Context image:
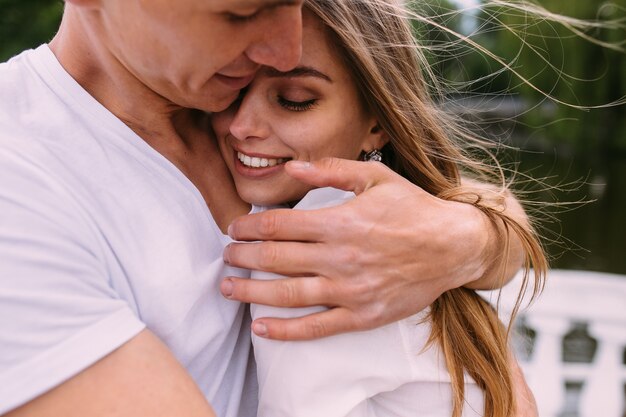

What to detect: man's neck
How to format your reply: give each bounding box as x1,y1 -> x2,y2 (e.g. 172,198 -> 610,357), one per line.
49,5 -> 188,145
47,5 -> 252,228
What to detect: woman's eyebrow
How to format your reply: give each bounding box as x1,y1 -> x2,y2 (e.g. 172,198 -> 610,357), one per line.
265,66 -> 333,83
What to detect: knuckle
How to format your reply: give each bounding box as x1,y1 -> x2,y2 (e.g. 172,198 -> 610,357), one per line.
337,246 -> 360,266
361,301 -> 387,328
305,318 -> 329,339
276,281 -> 298,306
347,281 -> 378,309
316,278 -> 336,302
257,243 -> 281,271
321,156 -> 340,169
257,212 -> 281,239
322,157 -> 347,177
335,206 -> 359,228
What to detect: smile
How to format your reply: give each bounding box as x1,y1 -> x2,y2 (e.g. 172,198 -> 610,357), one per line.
237,151 -> 290,168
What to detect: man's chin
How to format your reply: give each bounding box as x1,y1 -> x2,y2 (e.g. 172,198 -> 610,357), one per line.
201,92 -> 240,114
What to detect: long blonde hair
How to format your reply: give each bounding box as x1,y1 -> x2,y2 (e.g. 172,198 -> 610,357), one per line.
305,1 -> 552,416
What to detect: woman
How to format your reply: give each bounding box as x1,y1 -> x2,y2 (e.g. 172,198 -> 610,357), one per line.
212,1 -> 547,416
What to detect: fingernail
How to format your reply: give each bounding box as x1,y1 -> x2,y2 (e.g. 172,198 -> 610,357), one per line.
223,244 -> 231,264
288,160 -> 312,170
253,321 -> 268,337
227,223 -> 234,238
221,279 -> 233,298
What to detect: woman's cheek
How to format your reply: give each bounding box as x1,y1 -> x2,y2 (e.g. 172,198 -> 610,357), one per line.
210,114 -> 231,139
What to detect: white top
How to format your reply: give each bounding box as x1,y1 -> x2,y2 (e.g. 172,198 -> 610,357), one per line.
252,188 -> 485,417
0,46 -> 256,417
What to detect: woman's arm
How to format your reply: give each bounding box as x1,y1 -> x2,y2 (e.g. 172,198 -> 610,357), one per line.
222,158 -> 526,340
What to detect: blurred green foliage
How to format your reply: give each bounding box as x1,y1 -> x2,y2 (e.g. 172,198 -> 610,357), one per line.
493,0 -> 626,152
1,0 -> 624,150
415,0 -> 626,152
0,0 -> 63,62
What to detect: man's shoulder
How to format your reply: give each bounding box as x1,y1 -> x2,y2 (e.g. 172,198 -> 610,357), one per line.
0,47 -> 57,137
0,47 -> 40,98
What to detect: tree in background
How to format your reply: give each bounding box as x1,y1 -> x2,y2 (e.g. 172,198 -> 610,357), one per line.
0,0 -> 63,62
494,0 -> 625,151
415,0 -> 626,152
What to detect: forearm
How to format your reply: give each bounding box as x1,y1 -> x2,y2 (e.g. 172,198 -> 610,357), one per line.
5,331 -> 216,417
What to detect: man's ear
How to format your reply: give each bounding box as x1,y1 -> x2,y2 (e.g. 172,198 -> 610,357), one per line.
362,121 -> 390,153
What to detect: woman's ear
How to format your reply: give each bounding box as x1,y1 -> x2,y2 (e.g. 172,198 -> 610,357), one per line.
362,121 -> 390,153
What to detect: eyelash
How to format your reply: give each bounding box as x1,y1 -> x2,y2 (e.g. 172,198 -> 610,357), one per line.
277,97 -> 317,112
226,11 -> 260,23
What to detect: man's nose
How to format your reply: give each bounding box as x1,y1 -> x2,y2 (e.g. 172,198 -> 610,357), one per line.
245,6 -> 303,72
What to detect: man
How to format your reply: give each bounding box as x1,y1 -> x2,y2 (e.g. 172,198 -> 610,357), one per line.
0,0 -> 531,416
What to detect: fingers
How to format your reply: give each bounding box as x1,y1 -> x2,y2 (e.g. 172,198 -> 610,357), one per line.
221,276 -> 336,308
251,307 -> 359,341
228,208 -> 332,242
285,157 -> 393,195
224,241 -> 334,275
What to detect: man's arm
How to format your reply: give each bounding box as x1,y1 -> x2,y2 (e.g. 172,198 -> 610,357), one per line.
221,158 -> 528,340
454,177 -> 526,290
5,330 -> 216,417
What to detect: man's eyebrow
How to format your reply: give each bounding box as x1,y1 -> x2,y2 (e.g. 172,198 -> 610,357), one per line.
265,66 -> 333,83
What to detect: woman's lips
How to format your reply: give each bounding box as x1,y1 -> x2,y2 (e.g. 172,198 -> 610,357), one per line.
233,150 -> 291,178
237,151 -> 289,168
214,73 -> 256,90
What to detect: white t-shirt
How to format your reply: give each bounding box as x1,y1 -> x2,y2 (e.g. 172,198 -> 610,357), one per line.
251,188 -> 485,417
0,46 -> 256,417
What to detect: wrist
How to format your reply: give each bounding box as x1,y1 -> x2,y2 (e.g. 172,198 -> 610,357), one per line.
454,200 -> 498,289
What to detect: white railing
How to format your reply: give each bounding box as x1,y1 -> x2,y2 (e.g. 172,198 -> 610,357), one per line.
480,269 -> 626,417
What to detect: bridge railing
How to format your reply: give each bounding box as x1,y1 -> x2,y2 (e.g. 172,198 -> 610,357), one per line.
480,269 -> 626,417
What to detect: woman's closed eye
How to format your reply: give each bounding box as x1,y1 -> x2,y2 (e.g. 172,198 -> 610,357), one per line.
277,96 -> 318,112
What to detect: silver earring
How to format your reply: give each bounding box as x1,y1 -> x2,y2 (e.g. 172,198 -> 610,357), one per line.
363,149 -> 383,162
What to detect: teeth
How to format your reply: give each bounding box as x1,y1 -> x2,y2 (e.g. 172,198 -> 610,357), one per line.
237,152 -> 288,168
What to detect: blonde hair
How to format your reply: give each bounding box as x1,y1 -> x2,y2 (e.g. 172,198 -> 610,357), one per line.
304,1 -> 554,416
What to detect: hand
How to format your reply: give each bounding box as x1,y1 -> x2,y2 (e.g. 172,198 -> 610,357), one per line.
221,157 -> 495,340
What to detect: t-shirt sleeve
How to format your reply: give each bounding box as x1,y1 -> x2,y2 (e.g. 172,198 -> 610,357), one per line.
0,148 -> 145,414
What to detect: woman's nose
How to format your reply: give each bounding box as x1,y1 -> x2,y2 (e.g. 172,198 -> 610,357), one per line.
228,93 -> 271,142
